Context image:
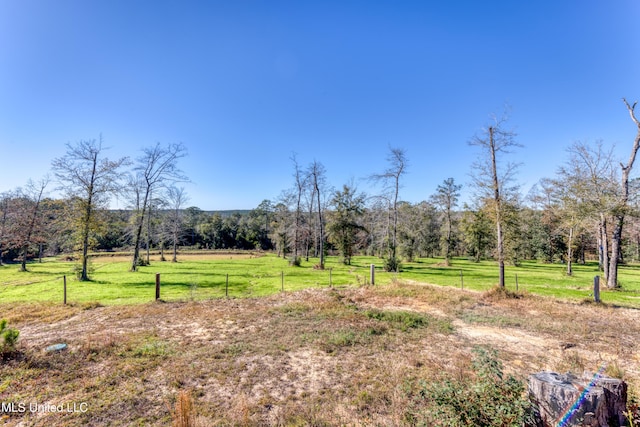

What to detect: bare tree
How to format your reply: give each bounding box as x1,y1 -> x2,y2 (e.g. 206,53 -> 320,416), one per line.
52,138 -> 128,280
0,191 -> 12,266
469,113 -> 520,288
290,154 -> 309,263
8,178 -> 49,271
130,142 -> 187,271
165,186 -> 189,262
370,147 -> 408,271
308,160 -> 327,269
556,141 -> 618,277
608,99 -> 640,288
430,178 -> 462,266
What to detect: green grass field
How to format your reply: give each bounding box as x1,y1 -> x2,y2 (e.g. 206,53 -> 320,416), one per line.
1,253 -> 640,307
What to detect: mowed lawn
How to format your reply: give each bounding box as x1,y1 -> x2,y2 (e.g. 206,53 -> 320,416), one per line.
1,253 -> 640,307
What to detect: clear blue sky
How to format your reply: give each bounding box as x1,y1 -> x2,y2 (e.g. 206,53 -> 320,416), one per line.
1,1 -> 639,210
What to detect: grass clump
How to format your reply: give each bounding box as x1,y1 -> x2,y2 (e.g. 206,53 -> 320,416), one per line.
405,346 -> 532,426
129,336 -> 173,358
321,329 -> 370,353
366,309 -> 426,330
365,309 -> 453,333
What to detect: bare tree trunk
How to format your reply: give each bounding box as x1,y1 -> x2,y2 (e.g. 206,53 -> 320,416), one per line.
0,198 -> 6,266
444,206 -> 453,266
488,127 -> 506,288
131,189 -> 150,271
566,226 -> 573,276
600,214 -> 609,280
146,195 -> 152,265
314,172 -> 324,269
391,176 -> 399,263
19,180 -> 47,272
80,157 -> 97,281
608,99 -> 640,288
305,196 -> 314,262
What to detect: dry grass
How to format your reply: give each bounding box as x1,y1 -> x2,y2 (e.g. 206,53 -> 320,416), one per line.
170,390 -> 195,427
0,281 -> 638,425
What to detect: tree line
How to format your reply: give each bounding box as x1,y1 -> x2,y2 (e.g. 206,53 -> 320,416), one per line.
1,100 -> 640,290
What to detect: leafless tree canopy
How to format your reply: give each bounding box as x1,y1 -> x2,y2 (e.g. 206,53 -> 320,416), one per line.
130,142 -> 188,271
52,138 -> 128,280
469,112 -> 521,287
369,147 -> 408,271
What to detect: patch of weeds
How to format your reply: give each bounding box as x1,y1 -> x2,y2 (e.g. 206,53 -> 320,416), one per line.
321,329 -> 370,353
221,343 -> 248,357
130,336 -> 173,358
405,346 -> 533,426
461,312 -> 523,328
482,285 -> 527,301
579,298 -> 609,307
80,301 -> 104,310
378,282 -> 419,298
274,302 -> 311,316
555,350 -> 586,373
605,360 -> 625,379
365,309 -> 428,330
365,309 -> 453,333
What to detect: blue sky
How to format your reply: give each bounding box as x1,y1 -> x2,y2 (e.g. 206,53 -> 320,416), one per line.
1,1 -> 639,210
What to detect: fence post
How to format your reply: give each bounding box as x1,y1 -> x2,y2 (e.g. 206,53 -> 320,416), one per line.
594,276 -> 601,303
226,273 -> 229,298
460,270 -> 464,290
370,264 -> 375,285
329,268 -> 333,288
155,273 -> 160,301
281,271 -> 284,292
63,275 -> 67,305
515,274 -> 519,291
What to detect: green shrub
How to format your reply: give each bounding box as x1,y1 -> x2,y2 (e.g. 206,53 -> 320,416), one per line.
406,346 -> 532,426
289,256 -> 301,267
384,256 -> 402,272
0,319 -> 20,355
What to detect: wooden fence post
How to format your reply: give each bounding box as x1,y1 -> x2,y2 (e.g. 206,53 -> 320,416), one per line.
370,264 -> 375,285
281,271 -> 284,292
226,273 -> 229,298
155,273 -> 160,301
594,275 -> 601,303
516,274 -> 519,291
63,275 -> 67,305
330,268 -> 333,288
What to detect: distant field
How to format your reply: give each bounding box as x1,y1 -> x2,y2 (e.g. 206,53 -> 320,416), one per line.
1,253 -> 640,307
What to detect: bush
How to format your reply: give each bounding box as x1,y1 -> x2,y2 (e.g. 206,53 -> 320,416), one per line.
289,256 -> 301,267
406,346 -> 532,426
0,319 -> 20,355
384,256 -> 402,272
